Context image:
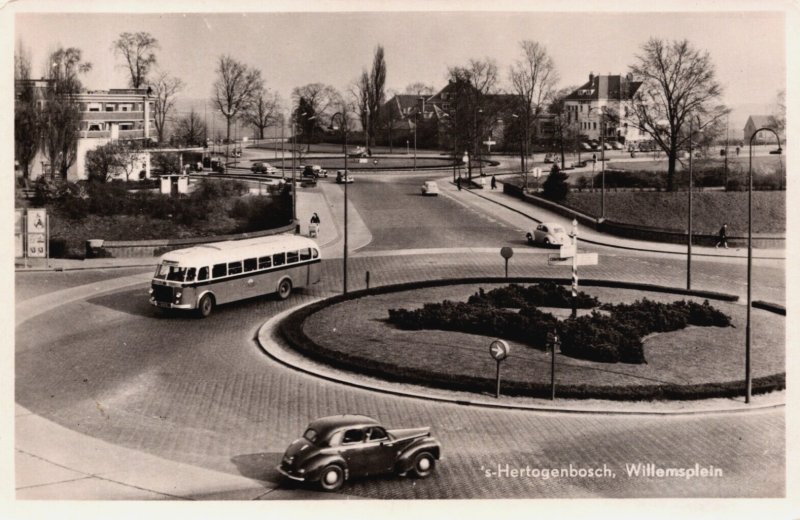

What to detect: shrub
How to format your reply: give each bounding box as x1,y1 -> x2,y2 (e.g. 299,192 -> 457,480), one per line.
559,312 -> 645,364
467,282 -> 599,309
542,164 -> 570,201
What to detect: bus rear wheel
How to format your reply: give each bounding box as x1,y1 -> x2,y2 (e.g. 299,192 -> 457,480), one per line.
198,294 -> 214,318
277,279 -> 293,300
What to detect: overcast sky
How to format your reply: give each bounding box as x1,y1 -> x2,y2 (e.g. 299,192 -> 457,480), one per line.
15,8 -> 786,127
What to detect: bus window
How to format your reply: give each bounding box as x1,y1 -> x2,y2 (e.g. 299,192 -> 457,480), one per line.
166,266 -> 188,281
258,256 -> 271,269
244,258 -> 257,272
186,268 -> 197,282
212,263 -> 227,278
198,267 -> 209,281
273,252 -> 286,266
299,248 -> 311,261
312,248 -> 319,259
287,250 -> 299,264
229,261 -> 243,275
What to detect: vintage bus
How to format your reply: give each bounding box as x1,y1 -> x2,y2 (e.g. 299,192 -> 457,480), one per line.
149,234 -> 321,317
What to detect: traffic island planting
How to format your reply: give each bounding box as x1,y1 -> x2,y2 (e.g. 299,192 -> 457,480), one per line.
280,279 -> 784,400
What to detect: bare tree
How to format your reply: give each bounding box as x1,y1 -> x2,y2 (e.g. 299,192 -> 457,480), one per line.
175,108 -> 208,146
150,70 -> 184,144
549,86 -> 581,170
629,38 -> 729,191
404,82 -> 434,96
14,40 -> 40,183
212,55 -> 262,141
367,45 -> 387,149
448,58 -> 499,180
242,87 -> 281,139
509,40 -> 558,173
291,83 -> 338,151
40,47 -> 91,180
770,89 -> 785,137
112,32 -> 159,88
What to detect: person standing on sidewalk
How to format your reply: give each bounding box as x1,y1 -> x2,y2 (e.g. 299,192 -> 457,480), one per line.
456,177 -> 462,191
490,175 -> 497,190
716,223 -> 729,249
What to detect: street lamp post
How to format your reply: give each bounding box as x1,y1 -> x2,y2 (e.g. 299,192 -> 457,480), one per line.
588,107 -> 607,219
745,127 -> 781,404
331,111 -> 349,294
687,117 -> 694,290
413,111 -> 418,171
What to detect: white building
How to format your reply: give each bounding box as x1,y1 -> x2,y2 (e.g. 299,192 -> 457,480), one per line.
563,73 -> 647,145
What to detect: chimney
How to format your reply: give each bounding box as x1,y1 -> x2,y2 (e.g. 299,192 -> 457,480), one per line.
418,97 -> 425,116
589,72 -> 594,84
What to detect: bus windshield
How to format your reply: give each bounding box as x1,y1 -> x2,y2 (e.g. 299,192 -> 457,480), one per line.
155,263 -> 189,282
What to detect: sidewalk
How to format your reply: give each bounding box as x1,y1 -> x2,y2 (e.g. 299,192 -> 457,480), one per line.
450,178 -> 784,261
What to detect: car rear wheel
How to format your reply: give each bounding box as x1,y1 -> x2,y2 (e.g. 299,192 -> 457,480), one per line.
277,279 -> 292,300
411,452 -> 435,478
198,294 -> 214,318
319,465 -> 344,491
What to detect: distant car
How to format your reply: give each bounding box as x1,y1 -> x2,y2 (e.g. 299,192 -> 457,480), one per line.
261,177 -> 286,186
421,181 -> 440,196
251,162 -> 277,174
308,164 -> 328,178
769,147 -> 783,155
336,170 -> 354,184
610,141 -> 624,150
602,141 -> 613,150
579,142 -> 592,151
277,415 -> 442,491
348,147 -> 367,158
543,153 -> 556,163
527,222 -> 569,246
230,148 -> 242,158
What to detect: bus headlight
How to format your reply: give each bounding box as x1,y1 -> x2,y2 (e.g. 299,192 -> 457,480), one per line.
175,291 -> 182,300
149,288 -> 154,295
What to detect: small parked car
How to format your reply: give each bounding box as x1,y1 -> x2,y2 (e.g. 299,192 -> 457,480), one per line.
308,164 -> 328,178
421,180 -> 440,196
230,148 -> 242,158
251,162 -> 277,174
610,141 -> 624,150
336,170 -> 354,184
579,141 -> 593,151
277,415 -> 442,491
348,146 -> 367,158
527,222 -> 570,246
543,153 -> 556,163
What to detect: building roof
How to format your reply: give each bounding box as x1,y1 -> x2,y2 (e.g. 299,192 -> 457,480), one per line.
745,115 -> 775,129
565,74 -> 642,101
160,234 -> 320,266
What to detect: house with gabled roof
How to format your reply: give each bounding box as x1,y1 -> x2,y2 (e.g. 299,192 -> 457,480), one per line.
743,115 -> 781,144
563,72 -> 645,145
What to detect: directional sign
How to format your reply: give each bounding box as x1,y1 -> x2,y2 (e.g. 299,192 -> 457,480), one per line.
576,252 -> 599,266
483,140 -> 496,146
559,244 -> 576,258
546,331 -> 560,348
489,339 -> 510,361
548,255 -> 569,266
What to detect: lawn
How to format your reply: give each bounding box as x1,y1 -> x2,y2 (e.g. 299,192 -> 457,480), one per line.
564,191 -> 785,233
300,284 -> 784,399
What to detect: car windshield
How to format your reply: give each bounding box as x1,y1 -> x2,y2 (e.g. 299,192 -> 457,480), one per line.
303,428 -> 319,444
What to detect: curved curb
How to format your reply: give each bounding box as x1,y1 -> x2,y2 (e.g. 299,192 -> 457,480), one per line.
257,291 -> 785,417
458,185 -> 786,260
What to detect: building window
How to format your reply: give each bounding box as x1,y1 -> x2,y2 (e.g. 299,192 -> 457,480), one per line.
105,104 -> 115,112
120,122 -> 134,130
88,103 -> 101,112
593,122 -> 597,130
88,123 -> 103,131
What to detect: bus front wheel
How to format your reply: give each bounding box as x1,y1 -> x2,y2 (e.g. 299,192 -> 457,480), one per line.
198,294 -> 215,318
277,279 -> 293,300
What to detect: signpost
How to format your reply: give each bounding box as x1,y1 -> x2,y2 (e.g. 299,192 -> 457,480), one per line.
546,329 -> 560,400
500,246 -> 513,278
489,339 -> 510,398
483,139 -> 496,153
26,208 -> 47,260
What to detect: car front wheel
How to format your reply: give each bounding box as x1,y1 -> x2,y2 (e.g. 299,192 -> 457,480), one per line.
411,452 -> 435,478
319,465 -> 344,491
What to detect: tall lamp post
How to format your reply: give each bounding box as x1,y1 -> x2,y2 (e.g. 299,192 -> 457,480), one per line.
745,127 -> 781,403
687,116 -> 697,290
588,107 -> 607,219
331,111 -> 350,294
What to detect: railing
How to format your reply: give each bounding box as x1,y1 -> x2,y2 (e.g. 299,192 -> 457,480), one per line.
82,111 -> 145,121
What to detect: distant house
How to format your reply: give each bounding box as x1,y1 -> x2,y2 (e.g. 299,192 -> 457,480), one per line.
15,79 -> 155,181
563,73 -> 644,145
380,81 -> 556,152
743,115 -> 780,144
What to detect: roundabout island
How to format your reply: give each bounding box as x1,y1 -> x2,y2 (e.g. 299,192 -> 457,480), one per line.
277,278 -> 785,403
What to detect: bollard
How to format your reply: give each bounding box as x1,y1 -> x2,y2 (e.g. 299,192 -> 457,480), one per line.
365,270 -> 370,290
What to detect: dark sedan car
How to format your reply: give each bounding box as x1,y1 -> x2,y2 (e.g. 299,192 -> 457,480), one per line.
277,415 -> 442,491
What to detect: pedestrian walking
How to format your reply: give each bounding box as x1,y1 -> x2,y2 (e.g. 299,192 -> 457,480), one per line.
715,223 -> 729,249
310,212 -> 320,224
735,146 -> 740,156
456,177 -> 462,191
309,212 -> 320,238
490,175 -> 497,190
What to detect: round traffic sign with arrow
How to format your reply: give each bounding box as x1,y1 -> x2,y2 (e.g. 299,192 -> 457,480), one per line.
489,339 -> 510,361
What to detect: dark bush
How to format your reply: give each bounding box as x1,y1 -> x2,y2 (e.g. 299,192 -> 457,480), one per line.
542,164 -> 570,201
559,312 -> 646,364
48,237 -> 68,258
467,282 -> 599,309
